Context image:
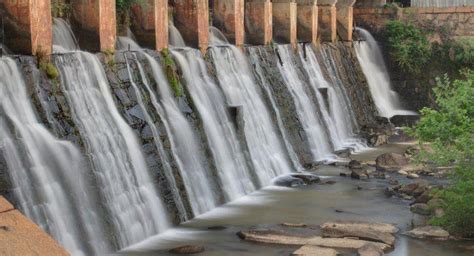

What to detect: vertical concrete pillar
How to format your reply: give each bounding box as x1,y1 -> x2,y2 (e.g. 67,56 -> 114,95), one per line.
245,0 -> 272,45
0,0 -> 52,55
71,0 -> 116,52
296,0 -> 318,44
130,0 -> 168,50
272,0 -> 297,47
174,0 -> 209,52
213,0 -> 244,46
317,0 -> 337,42
336,0 -> 355,41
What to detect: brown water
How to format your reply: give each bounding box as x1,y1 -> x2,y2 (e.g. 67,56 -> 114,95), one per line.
122,143 -> 474,256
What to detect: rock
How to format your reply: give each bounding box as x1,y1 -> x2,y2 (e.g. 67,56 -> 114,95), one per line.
375,153 -> 409,171
397,170 -> 408,176
207,226 -> 227,230
351,169 -> 369,180
273,175 -> 306,188
413,191 -> 432,204
407,173 -> 419,179
340,172 -> 350,177
372,171 -> 386,179
410,203 -> 431,216
349,160 -> 363,169
358,243 -> 384,256
399,183 -> 419,196
291,174 -> 321,185
320,180 -> 336,185
281,223 -> 307,228
168,245 -> 205,254
404,226 -> 449,240
427,198 -> 446,209
434,208 -> 445,218
388,178 -> 399,185
291,245 -> 338,256
321,222 -> 397,246
237,230 -> 390,251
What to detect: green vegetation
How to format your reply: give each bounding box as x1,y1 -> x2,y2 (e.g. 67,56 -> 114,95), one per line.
51,0 -> 71,18
384,20 -> 431,74
35,47 -> 59,80
161,48 -> 183,97
407,71 -> 474,237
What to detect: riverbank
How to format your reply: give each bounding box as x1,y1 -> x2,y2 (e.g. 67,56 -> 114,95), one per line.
121,143 -> 473,256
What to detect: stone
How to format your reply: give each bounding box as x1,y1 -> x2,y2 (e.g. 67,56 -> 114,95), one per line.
207,226 -> 227,230
321,222 -> 397,245
321,180 -> 337,185
291,245 -> 338,256
358,243 -> 384,256
237,230 -> 390,251
351,169 -> 369,180
427,198 -> 446,209
281,223 -> 308,228
168,245 -> 205,254
399,183 -> 420,196
413,191 -> 432,204
434,208 -> 445,218
405,226 -> 449,240
397,170 -> 408,176
407,173 -> 420,179
348,159 -> 363,169
375,153 -> 409,171
291,174 -> 321,184
372,171 -> 386,179
273,175 -> 306,188
410,203 -> 431,216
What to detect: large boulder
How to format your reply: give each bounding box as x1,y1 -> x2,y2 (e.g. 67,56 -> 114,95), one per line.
358,243 -> 384,256
375,153 -> 409,171
168,245 -> 205,254
404,226 -> 450,240
321,222 -> 397,246
410,203 -> 431,216
291,245 -> 338,256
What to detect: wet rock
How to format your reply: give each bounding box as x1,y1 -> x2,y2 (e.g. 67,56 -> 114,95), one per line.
397,170 -> 408,176
291,245 -> 338,256
281,223 -> 308,228
388,179 -> 399,186
372,171 -> 386,179
340,172 -> 350,177
351,169 -> 369,180
427,198 -> 446,209
410,203 -> 431,216
358,243 -> 384,256
399,183 -> 420,196
405,226 -> 449,240
291,174 -> 321,185
273,176 -> 306,188
368,134 -> 388,147
413,191 -> 432,204
207,226 -> 227,230
237,230 -> 390,251
348,160 -> 363,169
321,222 -> 397,246
320,180 -> 336,185
407,173 -> 420,179
168,245 -> 205,254
375,153 -> 409,171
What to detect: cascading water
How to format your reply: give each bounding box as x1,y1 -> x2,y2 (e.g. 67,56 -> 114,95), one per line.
354,28 -> 417,118
209,26 -> 229,46
169,22 -> 186,48
275,45 -> 335,161
0,57 -> 109,255
171,48 -> 257,200
297,44 -> 366,152
209,45 -> 293,184
54,52 -> 170,248
52,18 -> 79,53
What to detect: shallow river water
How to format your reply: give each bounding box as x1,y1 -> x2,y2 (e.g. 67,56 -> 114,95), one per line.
122,143 -> 473,256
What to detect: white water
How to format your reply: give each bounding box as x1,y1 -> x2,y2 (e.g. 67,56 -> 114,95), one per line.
209,26 -> 229,46
171,49 -> 256,200
52,18 -> 79,53
169,22 -> 186,48
355,28 -> 417,118
298,44 -> 366,152
0,57 -> 108,255
209,45 -> 293,184
54,52 -> 170,248
276,45 -> 335,161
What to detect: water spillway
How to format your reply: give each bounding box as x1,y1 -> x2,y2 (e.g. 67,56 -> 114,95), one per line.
0,23 -> 389,255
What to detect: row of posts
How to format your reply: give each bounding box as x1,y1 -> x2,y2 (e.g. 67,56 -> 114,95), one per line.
0,0 -> 356,55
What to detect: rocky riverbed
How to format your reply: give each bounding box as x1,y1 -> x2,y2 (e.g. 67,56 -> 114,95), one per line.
121,143 -> 474,256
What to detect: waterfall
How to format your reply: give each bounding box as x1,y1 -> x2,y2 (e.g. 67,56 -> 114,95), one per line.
54,52 -> 170,248
354,28 -> 417,118
171,49 -> 257,201
52,18 -> 79,53
169,22 -> 186,48
0,57 -> 109,255
275,45 -> 334,161
297,44 -> 366,152
209,45 -> 293,184
209,26 -> 229,46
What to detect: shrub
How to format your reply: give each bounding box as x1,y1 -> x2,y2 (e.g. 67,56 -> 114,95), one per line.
161,48 -> 183,97
407,71 -> 474,237
384,20 -> 431,74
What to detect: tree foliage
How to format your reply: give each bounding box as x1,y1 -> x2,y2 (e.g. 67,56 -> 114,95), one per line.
408,70 -> 474,237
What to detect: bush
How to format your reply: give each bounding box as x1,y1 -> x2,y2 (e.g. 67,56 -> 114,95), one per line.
161,49 -> 183,97
384,20 -> 431,74
407,70 -> 474,237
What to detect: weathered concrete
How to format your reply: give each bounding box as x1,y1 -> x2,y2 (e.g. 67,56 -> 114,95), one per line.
354,0 -> 386,7
272,0 -> 297,46
245,0 -> 272,45
297,0 -> 318,44
0,196 -> 69,255
71,0 -> 116,52
174,0 -> 209,52
336,0 -> 355,41
213,0 -> 244,46
130,0 -> 168,50
317,0 -> 337,42
0,0 -> 52,55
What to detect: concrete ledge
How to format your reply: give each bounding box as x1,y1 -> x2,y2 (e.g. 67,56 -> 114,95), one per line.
0,197 -> 69,255
213,0 -> 244,46
245,0 -> 272,45
0,0 -> 52,55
